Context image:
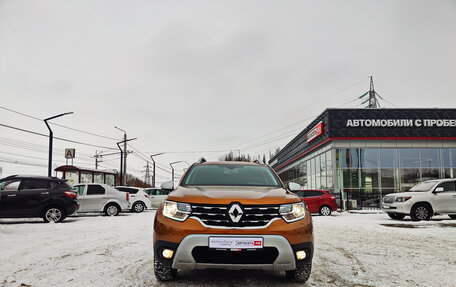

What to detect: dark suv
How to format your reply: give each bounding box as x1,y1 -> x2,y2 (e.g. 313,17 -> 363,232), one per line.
0,175 -> 79,223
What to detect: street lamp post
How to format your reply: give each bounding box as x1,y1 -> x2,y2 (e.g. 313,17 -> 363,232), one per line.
115,137 -> 137,186
114,126 -> 127,185
44,112 -> 73,177
116,142 -> 124,185
150,153 -> 166,188
170,161 -> 183,182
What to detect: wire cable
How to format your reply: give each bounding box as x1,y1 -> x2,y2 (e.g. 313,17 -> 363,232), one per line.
0,123 -> 117,150
0,105 -> 119,141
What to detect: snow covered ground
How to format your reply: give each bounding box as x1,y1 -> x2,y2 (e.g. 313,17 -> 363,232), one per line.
1,211 -> 455,287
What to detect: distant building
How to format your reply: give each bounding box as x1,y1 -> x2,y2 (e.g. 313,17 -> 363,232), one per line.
269,108 -> 456,210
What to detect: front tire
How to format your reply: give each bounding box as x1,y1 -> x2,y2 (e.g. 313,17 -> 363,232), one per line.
387,213 -> 406,220
286,262 -> 312,283
104,203 -> 120,216
410,204 -> 432,221
449,215 -> 456,220
132,202 -> 145,213
154,258 -> 177,281
43,206 -> 66,223
319,205 -> 332,216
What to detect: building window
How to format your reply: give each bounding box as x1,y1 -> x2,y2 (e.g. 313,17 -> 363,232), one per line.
379,149 -> 398,168
337,148 -> 361,169
399,149 -> 420,168
361,169 -> 380,191
80,172 -> 93,183
360,149 -> 379,168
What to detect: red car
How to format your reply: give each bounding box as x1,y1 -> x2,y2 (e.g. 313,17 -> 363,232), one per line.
295,190 -> 338,216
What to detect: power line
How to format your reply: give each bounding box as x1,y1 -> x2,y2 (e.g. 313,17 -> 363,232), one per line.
0,105 -> 119,141
209,77 -> 370,152
128,144 -> 173,174
0,137 -> 95,157
0,123 -> 117,150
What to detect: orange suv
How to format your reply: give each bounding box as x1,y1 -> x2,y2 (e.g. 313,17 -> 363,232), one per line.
153,160 -> 314,282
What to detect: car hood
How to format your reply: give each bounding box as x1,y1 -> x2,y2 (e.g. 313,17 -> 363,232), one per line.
167,185 -> 300,205
384,191 -> 427,198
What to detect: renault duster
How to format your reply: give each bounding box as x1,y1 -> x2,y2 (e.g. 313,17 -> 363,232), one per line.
153,160 -> 314,282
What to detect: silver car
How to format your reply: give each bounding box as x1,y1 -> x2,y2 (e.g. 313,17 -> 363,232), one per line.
74,183 -> 130,216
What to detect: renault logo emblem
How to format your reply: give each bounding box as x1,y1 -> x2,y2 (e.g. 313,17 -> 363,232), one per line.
228,203 -> 243,223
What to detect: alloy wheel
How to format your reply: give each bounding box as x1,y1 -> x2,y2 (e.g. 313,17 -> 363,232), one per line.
415,206 -> 429,220
45,208 -> 62,222
107,205 -> 118,216
320,206 -> 331,216
134,203 -> 144,213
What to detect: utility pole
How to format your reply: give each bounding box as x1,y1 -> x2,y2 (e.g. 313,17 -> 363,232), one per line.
144,162 -> 151,185
368,76 -> 380,109
116,142 -> 124,185
359,76 -> 381,109
115,126 -> 137,186
150,153 -> 165,188
93,150 -> 103,169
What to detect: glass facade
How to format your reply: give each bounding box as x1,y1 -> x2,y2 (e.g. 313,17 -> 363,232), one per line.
279,149 -> 334,190
278,148 -> 456,210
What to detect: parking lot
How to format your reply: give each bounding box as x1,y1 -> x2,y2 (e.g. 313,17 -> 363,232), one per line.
1,212 -> 455,287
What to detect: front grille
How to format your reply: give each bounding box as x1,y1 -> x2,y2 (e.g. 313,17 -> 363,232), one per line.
383,196 -> 395,204
190,203 -> 281,227
192,246 -> 279,264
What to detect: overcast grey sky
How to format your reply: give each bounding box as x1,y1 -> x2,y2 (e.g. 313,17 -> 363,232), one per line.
1,0 -> 455,183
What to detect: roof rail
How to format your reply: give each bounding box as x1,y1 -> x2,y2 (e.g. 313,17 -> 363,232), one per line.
196,157 -> 207,163
3,174 -> 18,179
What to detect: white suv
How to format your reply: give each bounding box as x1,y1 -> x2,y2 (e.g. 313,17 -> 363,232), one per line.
115,186 -> 153,213
382,179 -> 456,221
143,188 -> 169,208
74,183 -> 130,216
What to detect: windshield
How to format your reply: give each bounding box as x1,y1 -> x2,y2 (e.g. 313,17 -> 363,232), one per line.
182,164 -> 282,187
409,181 -> 437,192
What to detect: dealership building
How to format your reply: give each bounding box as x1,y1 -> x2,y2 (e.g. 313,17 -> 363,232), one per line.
269,108 -> 456,210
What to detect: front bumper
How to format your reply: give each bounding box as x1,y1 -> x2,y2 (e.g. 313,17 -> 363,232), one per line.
381,202 -> 412,214
155,235 -> 313,271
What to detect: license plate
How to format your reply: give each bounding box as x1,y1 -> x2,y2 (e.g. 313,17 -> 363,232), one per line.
383,205 -> 390,209
209,237 -> 263,250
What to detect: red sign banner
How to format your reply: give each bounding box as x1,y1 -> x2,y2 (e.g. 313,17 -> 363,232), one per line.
306,121 -> 324,143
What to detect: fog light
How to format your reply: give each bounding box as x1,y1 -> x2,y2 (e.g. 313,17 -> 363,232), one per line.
296,250 -> 307,260
162,249 -> 174,259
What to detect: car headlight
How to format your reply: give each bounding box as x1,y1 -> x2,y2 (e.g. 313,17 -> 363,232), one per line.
279,202 -> 306,223
395,196 -> 412,202
162,201 -> 192,222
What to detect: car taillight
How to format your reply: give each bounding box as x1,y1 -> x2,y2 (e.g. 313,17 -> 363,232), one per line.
330,196 -> 336,200
126,193 -> 129,201
64,191 -> 78,198
144,194 -> 149,198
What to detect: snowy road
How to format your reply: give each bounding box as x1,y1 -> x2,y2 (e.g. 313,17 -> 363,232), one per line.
1,211 -> 455,287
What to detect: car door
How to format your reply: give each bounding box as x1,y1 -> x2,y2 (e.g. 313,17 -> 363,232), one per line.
303,190 -> 323,213
143,189 -> 156,206
19,178 -> 52,216
74,185 -> 87,212
432,181 -> 456,213
0,179 -> 23,216
153,189 -> 169,207
84,184 -> 107,212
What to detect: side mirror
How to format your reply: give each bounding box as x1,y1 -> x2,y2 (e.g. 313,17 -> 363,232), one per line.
288,182 -> 301,191
161,181 -> 174,191
434,187 -> 444,193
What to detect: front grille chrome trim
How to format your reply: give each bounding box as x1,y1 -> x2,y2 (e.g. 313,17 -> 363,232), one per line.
190,203 -> 281,228
189,216 -> 282,229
